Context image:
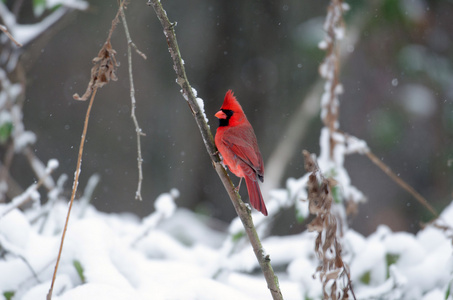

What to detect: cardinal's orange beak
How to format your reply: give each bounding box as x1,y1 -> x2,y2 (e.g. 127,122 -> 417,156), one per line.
215,110 -> 227,119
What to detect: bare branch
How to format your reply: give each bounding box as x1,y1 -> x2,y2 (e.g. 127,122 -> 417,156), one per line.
119,6 -> 147,201
0,24 -> 22,47
0,159 -> 58,219
130,41 -> 147,60
364,150 -> 438,217
147,1 -> 283,299
24,147 -> 56,190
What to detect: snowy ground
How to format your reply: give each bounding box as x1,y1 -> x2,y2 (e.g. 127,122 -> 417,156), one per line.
0,189 -> 452,300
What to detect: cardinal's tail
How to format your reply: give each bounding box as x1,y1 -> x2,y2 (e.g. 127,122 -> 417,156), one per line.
245,176 -> 268,216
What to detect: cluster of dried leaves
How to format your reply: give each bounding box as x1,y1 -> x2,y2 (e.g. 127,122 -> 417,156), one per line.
303,150 -> 354,300
72,41 -> 118,101
72,1 -> 126,101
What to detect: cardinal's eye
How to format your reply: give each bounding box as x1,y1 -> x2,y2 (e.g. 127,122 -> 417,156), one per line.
222,109 -> 233,118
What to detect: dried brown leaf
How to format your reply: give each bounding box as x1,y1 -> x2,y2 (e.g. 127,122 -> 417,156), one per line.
303,150 -> 355,300
308,216 -> 324,232
73,41 -> 119,101
331,281 -> 338,300
303,150 -> 317,172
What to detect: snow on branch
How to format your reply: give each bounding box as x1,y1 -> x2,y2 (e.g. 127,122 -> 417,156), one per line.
0,159 -> 59,219
0,1 -> 86,48
319,0 -> 349,134
131,189 -> 179,246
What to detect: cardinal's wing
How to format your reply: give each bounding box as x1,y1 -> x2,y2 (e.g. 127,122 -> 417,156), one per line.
221,124 -> 264,181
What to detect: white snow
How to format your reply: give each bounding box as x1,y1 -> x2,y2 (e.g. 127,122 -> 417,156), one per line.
196,97 -> 209,124
0,111 -> 11,126
0,1 -> 87,48
46,0 -> 88,11
47,159 -> 60,171
344,134 -> 369,155
0,208 -> 31,251
11,8 -> 68,46
191,87 -> 198,97
0,198 -> 451,299
0,1 -> 449,299
318,40 -> 328,50
154,188 -> 178,217
14,131 -> 37,152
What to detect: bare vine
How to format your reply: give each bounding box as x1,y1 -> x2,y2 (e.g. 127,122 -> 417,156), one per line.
46,2 -> 123,298
119,7 -> 147,200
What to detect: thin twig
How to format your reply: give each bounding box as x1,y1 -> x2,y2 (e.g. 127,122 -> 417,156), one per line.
130,41 -> 147,60
365,150 -> 438,217
147,1 -> 283,299
0,159 -> 58,219
119,7 -> 146,201
47,3 -> 123,297
34,174 -> 68,232
18,254 -> 41,283
0,24 -> 23,47
24,147 -> 56,190
46,87 -> 97,300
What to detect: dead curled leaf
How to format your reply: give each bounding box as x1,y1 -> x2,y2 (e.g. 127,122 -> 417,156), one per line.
303,150 -> 352,299
73,41 -> 119,101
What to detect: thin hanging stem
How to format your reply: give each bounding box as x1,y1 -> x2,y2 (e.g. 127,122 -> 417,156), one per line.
47,87 -> 97,300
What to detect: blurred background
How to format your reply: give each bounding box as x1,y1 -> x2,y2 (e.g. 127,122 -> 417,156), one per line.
1,0 -> 452,236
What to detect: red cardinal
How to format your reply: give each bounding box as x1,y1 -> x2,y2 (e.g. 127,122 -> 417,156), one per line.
214,90 -> 267,216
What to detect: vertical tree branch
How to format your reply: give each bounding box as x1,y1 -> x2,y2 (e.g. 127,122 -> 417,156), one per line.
119,7 -> 147,201
319,0 -> 346,159
146,1 -> 283,299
